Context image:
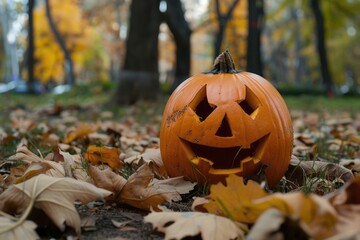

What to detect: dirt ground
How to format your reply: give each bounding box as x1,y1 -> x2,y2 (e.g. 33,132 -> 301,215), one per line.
77,200 -> 194,240
78,204 -> 163,240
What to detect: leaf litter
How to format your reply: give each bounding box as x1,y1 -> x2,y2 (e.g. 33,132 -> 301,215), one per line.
0,103 -> 359,239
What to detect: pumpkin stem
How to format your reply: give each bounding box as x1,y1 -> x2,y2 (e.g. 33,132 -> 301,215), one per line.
205,49 -> 240,74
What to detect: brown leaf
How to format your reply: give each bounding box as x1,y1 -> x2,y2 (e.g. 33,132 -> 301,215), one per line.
287,157 -> 354,191
339,158 -> 360,175
15,162 -> 52,184
119,164 -> 196,210
88,165 -> 127,202
327,176 -> 360,236
144,211 -> 246,240
124,148 -> 167,177
8,146 -> 65,177
84,145 -> 122,171
0,174 -> 111,236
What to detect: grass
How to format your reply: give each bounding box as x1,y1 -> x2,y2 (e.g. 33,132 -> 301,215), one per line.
1,85 -> 359,113
283,95 -> 360,113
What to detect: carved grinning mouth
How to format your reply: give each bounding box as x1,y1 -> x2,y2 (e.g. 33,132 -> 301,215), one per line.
180,134 -> 270,170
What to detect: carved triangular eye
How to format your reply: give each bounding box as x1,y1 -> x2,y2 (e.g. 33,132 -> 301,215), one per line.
238,86 -> 260,118
216,114 -> 232,137
189,85 -> 216,122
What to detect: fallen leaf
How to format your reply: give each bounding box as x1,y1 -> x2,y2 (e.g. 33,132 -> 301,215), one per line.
246,208 -> 310,240
286,157 -> 354,193
192,197 -> 210,212
0,174 -> 111,236
11,117 -> 35,133
254,193 -> 337,239
88,165 -> 127,202
84,145 -> 122,171
203,175 -> 337,239
64,123 -> 99,143
8,146 -> 65,177
144,211 -> 246,240
339,158 -> 360,175
80,215 -> 97,231
15,162 -> 52,184
124,148 -> 167,177
327,176 -> 360,236
111,219 -> 132,228
119,164 -> 196,210
0,213 -> 39,240
203,174 -> 268,222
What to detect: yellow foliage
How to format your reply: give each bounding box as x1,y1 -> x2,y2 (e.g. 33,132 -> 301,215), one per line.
208,0 -> 248,69
33,0 -> 108,84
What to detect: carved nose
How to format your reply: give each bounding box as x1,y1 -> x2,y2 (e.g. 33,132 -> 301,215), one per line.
215,114 -> 232,137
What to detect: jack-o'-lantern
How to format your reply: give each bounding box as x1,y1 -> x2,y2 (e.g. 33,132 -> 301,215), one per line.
160,50 -> 293,188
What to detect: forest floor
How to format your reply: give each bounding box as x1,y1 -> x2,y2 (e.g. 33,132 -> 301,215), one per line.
0,85 -> 359,239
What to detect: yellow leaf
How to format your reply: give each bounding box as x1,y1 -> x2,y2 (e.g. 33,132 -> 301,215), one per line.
84,145 -> 122,171
204,174 -> 268,222
64,123 -> 98,143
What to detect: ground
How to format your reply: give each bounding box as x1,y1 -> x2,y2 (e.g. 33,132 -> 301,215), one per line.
0,85 -> 359,239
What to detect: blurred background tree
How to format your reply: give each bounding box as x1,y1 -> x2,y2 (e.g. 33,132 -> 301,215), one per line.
0,0 -> 359,99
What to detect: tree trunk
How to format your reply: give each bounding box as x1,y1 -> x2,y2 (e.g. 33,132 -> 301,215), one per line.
27,0 -> 35,93
45,0 -> 75,85
310,0 -> 334,97
113,0 -> 161,105
161,0 -> 191,90
214,0 -> 240,58
246,0 -> 264,76
113,0 -> 191,104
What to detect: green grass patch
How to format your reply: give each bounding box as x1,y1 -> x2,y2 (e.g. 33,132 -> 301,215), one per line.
283,95 -> 360,113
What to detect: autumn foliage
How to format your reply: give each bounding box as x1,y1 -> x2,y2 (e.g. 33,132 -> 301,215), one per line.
0,101 -> 359,239
32,0 -> 108,84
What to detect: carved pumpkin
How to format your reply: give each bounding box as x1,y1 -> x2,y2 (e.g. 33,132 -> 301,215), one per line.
160,50 -> 293,188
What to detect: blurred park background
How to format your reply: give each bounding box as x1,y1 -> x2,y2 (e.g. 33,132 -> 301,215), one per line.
0,0 -> 359,107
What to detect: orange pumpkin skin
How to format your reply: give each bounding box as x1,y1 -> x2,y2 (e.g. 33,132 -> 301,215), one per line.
160,51 -> 293,188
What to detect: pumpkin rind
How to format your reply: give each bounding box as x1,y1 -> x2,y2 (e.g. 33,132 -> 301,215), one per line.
160,51 -> 293,188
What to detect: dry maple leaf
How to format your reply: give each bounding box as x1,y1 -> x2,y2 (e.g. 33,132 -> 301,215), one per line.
0,174 -> 111,236
88,165 -> 127,202
0,213 -> 39,240
326,176 -> 360,237
15,162 -> 52,184
246,208 -> 310,240
84,145 -> 122,171
124,148 -> 167,177
119,164 -> 196,210
144,211 -> 246,240
203,174 -> 268,222
63,123 -> 99,143
8,146 -> 65,178
203,174 -> 337,239
253,192 -> 337,239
